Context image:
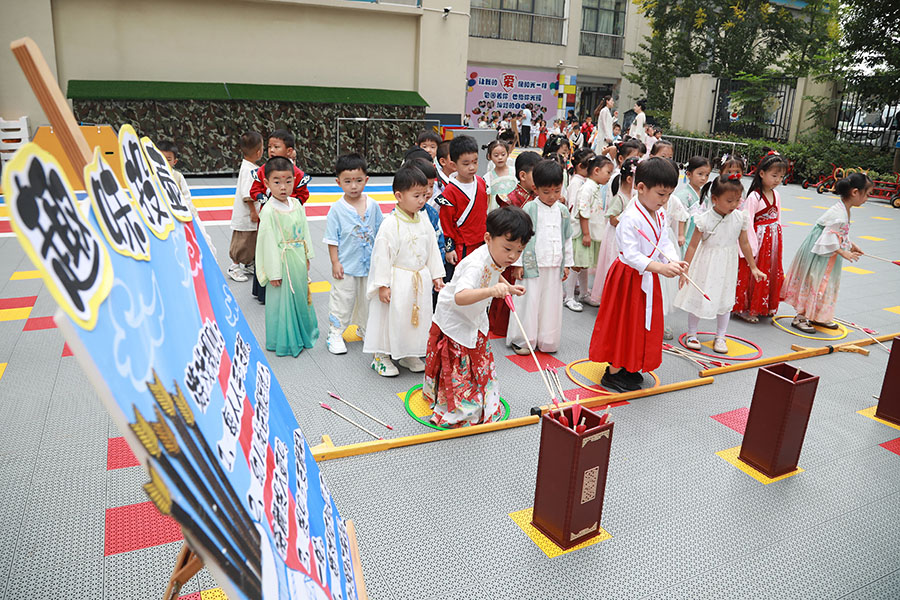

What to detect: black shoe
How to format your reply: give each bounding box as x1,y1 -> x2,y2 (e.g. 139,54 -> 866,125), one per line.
623,370 -> 644,385
600,367 -> 640,393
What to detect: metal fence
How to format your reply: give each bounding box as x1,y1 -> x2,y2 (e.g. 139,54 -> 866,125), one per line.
665,135 -> 749,169
335,118 -> 441,174
711,77 -> 797,142
833,90 -> 900,149
469,7 -> 566,45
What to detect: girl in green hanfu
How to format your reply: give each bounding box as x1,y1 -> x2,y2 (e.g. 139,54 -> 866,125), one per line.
255,156 -> 319,356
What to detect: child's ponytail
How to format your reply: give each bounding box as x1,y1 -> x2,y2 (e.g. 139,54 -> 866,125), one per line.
834,172 -> 872,198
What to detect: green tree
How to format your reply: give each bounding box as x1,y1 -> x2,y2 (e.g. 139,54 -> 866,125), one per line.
626,0 -> 836,114
832,0 -> 900,106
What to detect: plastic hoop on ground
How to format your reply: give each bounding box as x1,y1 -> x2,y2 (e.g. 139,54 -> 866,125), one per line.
564,359 -> 661,395
677,332 -> 763,361
772,315 -> 849,341
404,384 -> 510,431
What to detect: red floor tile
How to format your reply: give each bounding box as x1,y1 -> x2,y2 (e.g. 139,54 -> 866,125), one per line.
62,343 -> 73,357
561,387 -> 630,407
107,437 -> 140,470
105,501 -> 183,556
711,407 -> 750,435
0,222 -> 10,234
0,295 -> 37,309
879,437 -> 900,456
178,593 -> 202,600
23,316 -> 56,331
505,351 -> 565,373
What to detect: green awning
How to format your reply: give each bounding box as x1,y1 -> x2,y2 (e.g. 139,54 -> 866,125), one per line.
67,80 -> 428,107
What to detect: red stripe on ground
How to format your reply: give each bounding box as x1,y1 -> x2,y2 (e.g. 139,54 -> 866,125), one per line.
104,501 -> 182,555
107,437 -> 140,470
711,407 -> 750,434
879,437 -> 900,456
505,351 -> 565,373
0,296 -> 37,309
0,221 -> 10,234
23,316 -> 56,331
561,387 -> 630,407
198,209 -> 232,221
62,343 -> 73,357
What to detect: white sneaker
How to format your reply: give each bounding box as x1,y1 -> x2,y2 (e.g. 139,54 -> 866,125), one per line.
713,337 -> 729,354
398,356 -> 426,372
326,330 -> 347,355
242,261 -> 255,275
684,336 -> 702,350
227,264 -> 248,282
578,294 -> 600,307
371,353 -> 399,377
564,297 -> 584,312
663,327 -> 674,340
356,327 -> 365,341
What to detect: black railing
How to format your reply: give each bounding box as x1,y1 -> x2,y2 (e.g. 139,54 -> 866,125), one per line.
833,91 -> 900,149
578,31 -> 624,59
711,77 -> 797,142
469,7 -> 565,45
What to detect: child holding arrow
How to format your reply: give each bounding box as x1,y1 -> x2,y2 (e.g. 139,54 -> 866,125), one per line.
588,158 -> 687,393
675,175 -> 766,353
425,207 -> 533,427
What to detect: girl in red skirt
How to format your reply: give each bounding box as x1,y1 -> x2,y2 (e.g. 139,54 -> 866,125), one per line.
426,207 -> 532,427
733,153 -> 788,322
589,158 -> 687,393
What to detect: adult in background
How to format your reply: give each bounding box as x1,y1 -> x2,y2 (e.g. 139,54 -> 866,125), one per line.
629,99 -> 647,142
594,96 -> 615,151
520,104 -> 532,148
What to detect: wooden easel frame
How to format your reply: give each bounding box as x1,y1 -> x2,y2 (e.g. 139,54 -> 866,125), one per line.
10,36 -> 369,600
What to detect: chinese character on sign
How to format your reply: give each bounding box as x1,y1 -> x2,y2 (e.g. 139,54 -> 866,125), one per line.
500,72 -> 517,93
118,125 -> 174,240
85,149 -> 151,261
3,145 -> 113,329
140,137 -> 193,223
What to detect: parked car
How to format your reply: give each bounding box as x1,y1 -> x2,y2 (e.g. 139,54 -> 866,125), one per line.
837,105 -> 900,148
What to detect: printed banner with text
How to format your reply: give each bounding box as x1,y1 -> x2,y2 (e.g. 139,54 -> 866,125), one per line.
465,65 -> 559,124
2,127 -> 358,600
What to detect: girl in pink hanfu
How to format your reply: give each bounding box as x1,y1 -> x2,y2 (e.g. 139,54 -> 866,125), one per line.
781,173 -> 870,332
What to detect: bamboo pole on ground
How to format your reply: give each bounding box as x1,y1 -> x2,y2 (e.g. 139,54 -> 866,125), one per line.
699,332 -> 900,377
529,376 -> 714,416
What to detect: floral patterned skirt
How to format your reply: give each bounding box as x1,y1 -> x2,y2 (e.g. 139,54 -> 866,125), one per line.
781,224 -> 843,322
423,323 -> 502,428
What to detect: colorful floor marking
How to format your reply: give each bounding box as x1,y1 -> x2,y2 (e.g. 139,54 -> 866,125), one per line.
711,407 -> 749,434
0,306 -> 32,321
9,270 -> 41,281
61,343 -> 73,357
812,205 -> 829,210
788,221 -> 812,226
872,216 -> 893,221
200,588 -> 228,600
0,363 -> 6,383
107,437 -> 140,470
509,507 -> 611,558
715,446 -> 803,484
22,316 -> 56,331
342,324 -> 363,343
796,196 -> 812,200
397,387 -> 431,418
506,351 -> 565,373
885,306 -> 900,316
0,295 -> 37,310
780,207 -> 794,212
561,387 -> 630,407
309,281 -> 331,294
104,501 -> 183,555
700,337 -> 756,357
857,406 -> 900,433
859,236 -> 885,241
842,266 -> 874,275
879,437 -> 900,457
